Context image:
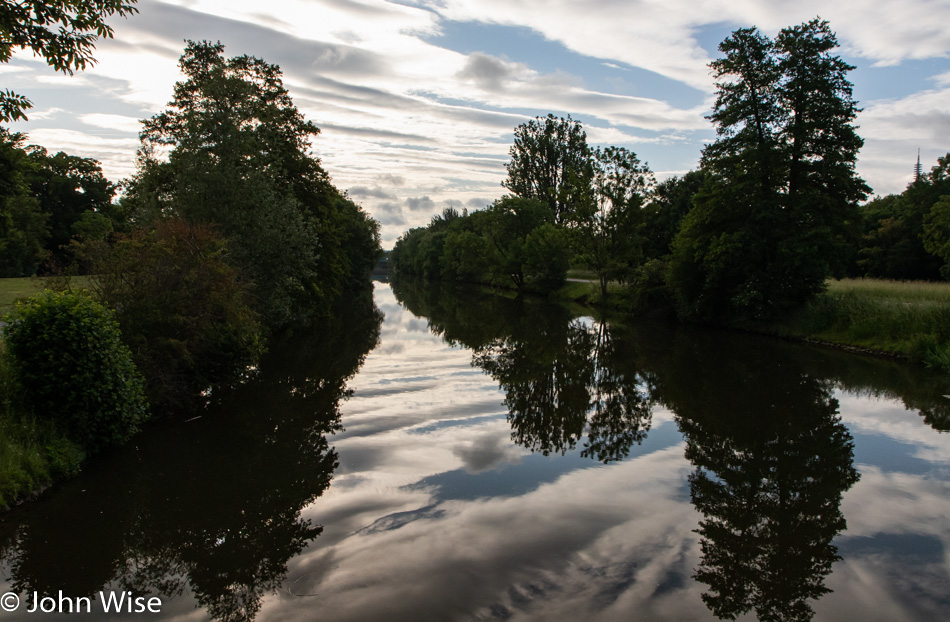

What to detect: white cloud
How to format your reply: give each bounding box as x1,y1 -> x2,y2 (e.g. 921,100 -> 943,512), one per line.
79,113 -> 144,134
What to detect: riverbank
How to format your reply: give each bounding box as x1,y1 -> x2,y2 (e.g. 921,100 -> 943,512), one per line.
558,277 -> 950,373
1,278 -> 96,510
0,341 -> 85,510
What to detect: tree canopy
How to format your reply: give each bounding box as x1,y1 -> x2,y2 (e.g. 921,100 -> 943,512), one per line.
126,40 -> 380,328
0,0 -> 138,121
669,19 -> 868,321
503,113 -> 592,226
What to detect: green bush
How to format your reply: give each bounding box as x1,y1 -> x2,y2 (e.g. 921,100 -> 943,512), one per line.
3,291 -> 148,453
86,220 -> 264,411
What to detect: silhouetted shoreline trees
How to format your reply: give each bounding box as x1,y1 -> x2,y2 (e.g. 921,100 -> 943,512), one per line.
392,19 -> 950,325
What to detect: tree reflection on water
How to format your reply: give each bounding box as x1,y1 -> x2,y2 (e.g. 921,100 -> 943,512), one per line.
645,329 -> 861,621
0,288 -> 382,622
3,279 -> 947,621
393,277 -> 655,463
391,277 -> 950,621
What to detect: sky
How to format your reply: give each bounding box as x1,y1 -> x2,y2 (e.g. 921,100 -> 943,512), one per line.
2,0 -> 950,247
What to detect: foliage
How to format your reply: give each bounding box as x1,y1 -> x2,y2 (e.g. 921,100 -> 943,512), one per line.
124,40 -> 380,328
25,144 -> 117,265
391,198 -> 568,292
393,119 -> 647,298
0,130 -> 48,276
0,288 -> 382,618
1,340 -> 82,509
571,146 -> 654,299
2,290 -> 147,453
503,114 -> 592,225
669,19 -> 868,321
641,169 -> 706,261
0,128 -> 123,276
923,195 -> 950,279
0,0 -> 138,121
523,222 -> 570,290
83,219 -> 263,412
856,155 -> 949,280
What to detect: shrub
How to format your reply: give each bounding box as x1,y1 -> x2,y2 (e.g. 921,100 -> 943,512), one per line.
3,291 -> 148,454
87,220 -> 263,411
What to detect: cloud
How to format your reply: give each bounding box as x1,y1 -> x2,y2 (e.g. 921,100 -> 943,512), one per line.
79,113 -> 143,134
406,196 -> 437,212
7,0 -> 947,244
348,185 -> 398,199
856,85 -> 950,194
458,52 -> 531,91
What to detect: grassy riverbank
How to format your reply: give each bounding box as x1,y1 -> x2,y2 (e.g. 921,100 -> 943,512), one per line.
763,279 -> 950,371
0,341 -> 85,509
1,278 -> 89,509
559,276 -> 950,372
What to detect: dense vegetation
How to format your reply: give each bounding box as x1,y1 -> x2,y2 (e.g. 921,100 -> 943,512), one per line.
391,19 -> 950,330
0,39 -> 382,507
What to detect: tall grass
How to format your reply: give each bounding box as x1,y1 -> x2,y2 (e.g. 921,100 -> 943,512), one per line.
775,278 -> 950,372
826,278 -> 950,304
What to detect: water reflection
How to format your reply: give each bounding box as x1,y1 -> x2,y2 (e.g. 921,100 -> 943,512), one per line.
2,280 -> 949,621
391,277 -> 948,620
0,288 -> 382,621
647,332 -> 861,621
392,278 -> 655,463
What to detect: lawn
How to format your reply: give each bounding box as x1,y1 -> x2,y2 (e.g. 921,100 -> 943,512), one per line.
0,276 -> 91,316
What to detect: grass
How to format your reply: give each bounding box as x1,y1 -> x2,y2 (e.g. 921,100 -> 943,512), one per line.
766,278 -> 950,372
826,278 -> 950,304
0,276 -> 92,316
558,275 -> 950,374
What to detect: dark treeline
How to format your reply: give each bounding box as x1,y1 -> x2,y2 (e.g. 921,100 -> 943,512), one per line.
0,40 -> 382,506
2,41 -> 382,409
391,19 -> 950,324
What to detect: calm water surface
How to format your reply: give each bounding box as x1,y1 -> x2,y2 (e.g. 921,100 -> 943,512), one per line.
2,280 -> 949,621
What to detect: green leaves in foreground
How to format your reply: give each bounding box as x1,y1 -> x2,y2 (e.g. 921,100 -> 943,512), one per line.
3,291 -> 148,454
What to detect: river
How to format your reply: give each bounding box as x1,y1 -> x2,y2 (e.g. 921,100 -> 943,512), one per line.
1,280 -> 949,621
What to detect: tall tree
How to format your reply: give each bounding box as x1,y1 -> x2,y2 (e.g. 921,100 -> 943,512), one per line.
0,0 -> 137,121
503,114 -> 592,225
669,19 -> 868,321
126,41 -> 379,328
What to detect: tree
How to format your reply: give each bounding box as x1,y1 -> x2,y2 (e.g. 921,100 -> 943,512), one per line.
482,196 -> 555,288
669,19 -> 868,321
0,0 -> 138,121
858,153 -> 950,280
641,169 -> 706,261
25,145 -> 117,265
503,114 -> 592,225
572,146 -> 654,300
0,129 -> 47,276
923,195 -> 950,279
125,41 -> 379,328
86,219 -> 264,412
